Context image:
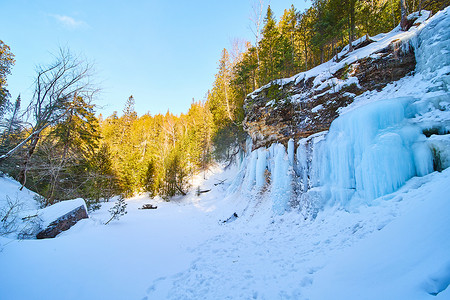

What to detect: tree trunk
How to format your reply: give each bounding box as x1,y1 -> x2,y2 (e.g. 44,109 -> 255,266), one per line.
320,46 -> 324,64
175,182 -> 186,196
348,0 -> 356,52
304,40 -> 308,71
18,133 -> 40,190
400,0 -> 409,31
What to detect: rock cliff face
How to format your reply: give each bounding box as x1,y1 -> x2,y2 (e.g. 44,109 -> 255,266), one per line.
231,10 -> 450,216
244,36 -> 416,150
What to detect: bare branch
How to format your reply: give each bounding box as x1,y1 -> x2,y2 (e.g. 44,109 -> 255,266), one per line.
249,0 -> 265,45
0,47 -> 98,188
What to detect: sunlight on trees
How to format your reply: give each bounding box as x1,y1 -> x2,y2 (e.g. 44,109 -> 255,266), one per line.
0,0 -> 448,204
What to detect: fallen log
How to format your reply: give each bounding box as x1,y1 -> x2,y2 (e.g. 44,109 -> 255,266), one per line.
196,187 -> 211,196
214,179 -> 226,186
139,204 -> 157,210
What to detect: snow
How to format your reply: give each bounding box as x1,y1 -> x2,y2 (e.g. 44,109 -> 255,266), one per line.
0,178 -> 88,238
0,176 -> 41,238
0,175 -> 38,211
310,104 -> 323,113
304,168 -> 450,300
1,165 -> 449,299
315,76 -> 360,95
1,8 -> 450,300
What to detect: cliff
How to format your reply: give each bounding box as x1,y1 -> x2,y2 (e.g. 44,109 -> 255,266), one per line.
231,9 -> 450,215
244,15 -> 424,150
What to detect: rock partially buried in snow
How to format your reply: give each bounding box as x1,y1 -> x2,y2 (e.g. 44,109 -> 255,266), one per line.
36,199 -> 88,239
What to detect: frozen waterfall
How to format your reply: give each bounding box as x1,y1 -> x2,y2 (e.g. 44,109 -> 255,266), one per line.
229,8 -> 450,215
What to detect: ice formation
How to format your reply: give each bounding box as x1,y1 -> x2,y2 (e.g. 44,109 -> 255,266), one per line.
321,97 -> 432,203
230,8 -> 450,215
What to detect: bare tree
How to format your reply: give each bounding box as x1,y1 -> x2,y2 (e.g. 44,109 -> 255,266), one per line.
0,48 -> 97,189
229,38 -> 247,64
249,0 -> 265,83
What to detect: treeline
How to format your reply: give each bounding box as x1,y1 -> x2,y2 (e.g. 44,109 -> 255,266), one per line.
100,96 -> 214,199
0,0 -> 448,207
0,45 -> 243,206
233,0 -> 448,94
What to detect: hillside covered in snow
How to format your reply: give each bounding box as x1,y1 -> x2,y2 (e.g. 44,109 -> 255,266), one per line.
1,7 -> 450,300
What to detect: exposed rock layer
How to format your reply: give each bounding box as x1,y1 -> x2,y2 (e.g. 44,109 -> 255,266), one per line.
244,40 -> 416,150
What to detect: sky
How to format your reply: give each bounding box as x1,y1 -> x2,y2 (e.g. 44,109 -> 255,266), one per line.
1,0 -> 311,117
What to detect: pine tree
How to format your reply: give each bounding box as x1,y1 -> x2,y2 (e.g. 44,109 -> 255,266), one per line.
81,143 -> 119,209
143,159 -> 159,196
105,197 -> 127,225
39,95 -> 100,205
209,49 -> 234,126
279,5 -> 299,76
0,40 -> 15,117
297,10 -> 314,71
259,5 -> 282,84
233,42 -> 258,93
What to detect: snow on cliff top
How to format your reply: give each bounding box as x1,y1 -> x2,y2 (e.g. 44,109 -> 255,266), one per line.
248,10 -> 431,98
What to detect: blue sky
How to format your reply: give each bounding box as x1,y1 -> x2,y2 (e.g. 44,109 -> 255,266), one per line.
1,0 -> 310,117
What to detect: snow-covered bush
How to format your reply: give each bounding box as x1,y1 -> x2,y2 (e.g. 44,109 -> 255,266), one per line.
0,196 -> 21,236
1,195 -> 42,239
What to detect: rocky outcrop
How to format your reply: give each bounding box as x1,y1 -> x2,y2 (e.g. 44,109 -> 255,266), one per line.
244,38 -> 416,150
36,203 -> 88,239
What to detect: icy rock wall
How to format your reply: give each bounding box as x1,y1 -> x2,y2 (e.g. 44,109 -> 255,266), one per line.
319,98 -> 433,204
295,8 -> 450,209
231,8 -> 450,215
269,144 -> 293,214
228,142 -> 294,215
413,8 -> 450,78
235,96 -> 435,215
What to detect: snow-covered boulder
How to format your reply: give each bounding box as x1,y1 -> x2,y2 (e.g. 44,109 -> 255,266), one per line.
36,199 -> 88,239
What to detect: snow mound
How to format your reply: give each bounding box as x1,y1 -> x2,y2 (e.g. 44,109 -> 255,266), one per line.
0,176 -> 38,211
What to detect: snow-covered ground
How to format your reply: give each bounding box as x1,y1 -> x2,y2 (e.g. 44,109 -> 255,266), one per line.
0,165 -> 449,299
1,8 -> 450,300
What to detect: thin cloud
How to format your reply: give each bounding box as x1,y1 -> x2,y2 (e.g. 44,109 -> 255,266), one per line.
50,14 -> 87,29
